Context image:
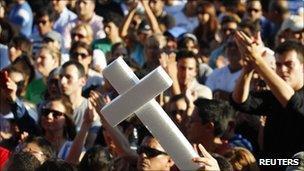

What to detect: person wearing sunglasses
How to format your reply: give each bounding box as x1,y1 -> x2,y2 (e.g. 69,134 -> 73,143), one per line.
30,4 -> 61,56
69,41 -> 104,98
39,96 -> 77,160
136,136 -> 174,171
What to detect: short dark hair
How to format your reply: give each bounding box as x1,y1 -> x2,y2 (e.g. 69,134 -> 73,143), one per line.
61,61 -> 86,78
275,40 -> 304,63
194,98 -> 235,137
9,35 -> 32,58
176,49 -> 199,72
36,158 -> 77,171
78,146 -> 112,171
70,41 -> 93,56
35,4 -> 56,22
238,19 -> 261,37
24,136 -> 56,159
103,12 -> 124,27
221,14 -> 241,26
6,151 -> 41,171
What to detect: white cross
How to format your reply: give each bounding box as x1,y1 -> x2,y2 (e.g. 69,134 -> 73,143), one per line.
101,57 -> 200,170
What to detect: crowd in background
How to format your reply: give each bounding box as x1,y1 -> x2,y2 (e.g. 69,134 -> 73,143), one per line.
0,0 -> 303,170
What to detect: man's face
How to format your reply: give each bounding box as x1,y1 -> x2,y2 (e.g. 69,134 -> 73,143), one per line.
177,58 -> 197,87
76,0 -> 95,19
51,0 -> 67,13
59,65 -> 85,96
104,22 -> 119,38
246,1 -> 262,21
36,15 -> 53,36
186,108 -> 205,143
221,22 -> 237,40
137,137 -> 173,171
275,50 -> 304,90
149,0 -> 164,16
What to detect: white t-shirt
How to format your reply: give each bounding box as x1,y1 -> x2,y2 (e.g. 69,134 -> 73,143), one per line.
206,66 -> 242,92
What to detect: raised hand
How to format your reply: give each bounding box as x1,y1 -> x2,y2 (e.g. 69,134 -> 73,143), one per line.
5,72 -> 18,102
83,100 -> 94,128
192,144 -> 220,171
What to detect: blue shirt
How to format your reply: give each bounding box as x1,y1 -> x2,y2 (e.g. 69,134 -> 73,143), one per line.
8,1 -> 33,38
53,7 -> 77,35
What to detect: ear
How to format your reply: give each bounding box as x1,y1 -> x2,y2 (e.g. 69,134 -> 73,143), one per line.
167,157 -> 175,168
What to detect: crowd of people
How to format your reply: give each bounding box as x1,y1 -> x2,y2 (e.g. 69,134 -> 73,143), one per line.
0,0 -> 303,170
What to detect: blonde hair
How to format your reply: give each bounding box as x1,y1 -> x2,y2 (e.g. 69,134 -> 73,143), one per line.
38,44 -> 61,66
71,23 -> 94,43
224,147 -> 260,171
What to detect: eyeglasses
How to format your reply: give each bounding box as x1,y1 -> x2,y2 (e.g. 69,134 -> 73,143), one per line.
71,33 -> 86,39
71,52 -> 89,59
137,146 -> 168,158
247,8 -> 260,13
41,108 -> 65,118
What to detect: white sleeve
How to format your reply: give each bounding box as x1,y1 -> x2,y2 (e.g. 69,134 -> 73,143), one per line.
93,49 -> 107,71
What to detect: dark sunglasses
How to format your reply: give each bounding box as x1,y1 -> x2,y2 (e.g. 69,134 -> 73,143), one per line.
41,108 -> 65,118
71,33 -> 85,39
137,146 -> 168,158
71,52 -> 89,59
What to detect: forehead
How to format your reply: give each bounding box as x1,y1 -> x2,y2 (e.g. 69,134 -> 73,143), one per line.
247,1 -> 262,9
275,50 -> 301,63
178,58 -> 196,67
46,100 -> 66,113
142,137 -> 164,151
61,65 -> 79,76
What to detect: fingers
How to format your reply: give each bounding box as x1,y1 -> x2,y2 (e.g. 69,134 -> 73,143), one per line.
198,144 -> 213,159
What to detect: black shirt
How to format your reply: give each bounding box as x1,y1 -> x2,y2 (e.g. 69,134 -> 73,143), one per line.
230,86 -> 304,159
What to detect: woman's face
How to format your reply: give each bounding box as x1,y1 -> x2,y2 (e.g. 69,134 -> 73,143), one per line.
41,100 -> 66,132
198,12 -> 210,24
35,49 -> 57,77
47,76 -> 61,98
8,45 -> 22,62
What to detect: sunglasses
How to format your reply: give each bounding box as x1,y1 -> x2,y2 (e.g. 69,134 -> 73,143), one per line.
137,146 -> 168,158
71,52 -> 89,59
41,108 -> 65,118
71,33 -> 86,39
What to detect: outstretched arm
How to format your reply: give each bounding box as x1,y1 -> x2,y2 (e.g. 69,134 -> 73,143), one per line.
140,0 -> 162,34
234,31 -> 295,107
120,1 -> 138,38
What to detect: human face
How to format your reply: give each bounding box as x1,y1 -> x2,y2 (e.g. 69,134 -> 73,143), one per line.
41,100 -> 66,132
47,77 -> 61,98
36,15 -> 53,35
137,137 -> 173,171
35,49 -> 58,77
275,50 -> 304,90
70,47 -> 91,72
221,22 -> 237,40
104,22 -> 119,39
51,0 -> 67,13
169,98 -> 187,124
8,45 -> 22,62
246,1 -> 262,21
149,0 -> 164,16
225,42 -> 242,70
76,0 -> 95,20
60,65 -> 85,96
177,58 -> 197,87
22,142 -> 47,163
186,108 -> 205,143
71,27 -> 91,44
198,12 -> 210,24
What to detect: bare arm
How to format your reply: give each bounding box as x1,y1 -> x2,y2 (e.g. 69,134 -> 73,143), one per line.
235,31 -> 295,106
232,69 -> 254,104
120,2 -> 138,38
65,101 -> 94,165
140,0 -> 162,34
